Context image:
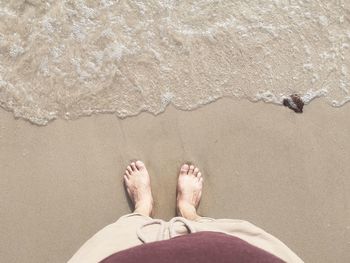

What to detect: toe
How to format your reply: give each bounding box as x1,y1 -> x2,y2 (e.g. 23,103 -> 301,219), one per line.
124,175 -> 129,182
135,160 -> 145,170
131,162 -> 137,171
189,165 -> 195,174
194,167 -> 199,176
125,170 -> 131,177
197,172 -> 202,179
127,166 -> 132,174
180,164 -> 189,174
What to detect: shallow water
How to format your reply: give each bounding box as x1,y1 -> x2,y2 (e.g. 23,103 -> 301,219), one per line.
0,0 -> 349,125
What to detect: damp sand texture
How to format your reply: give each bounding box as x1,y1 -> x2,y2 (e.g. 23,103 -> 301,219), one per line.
1,100 -> 350,263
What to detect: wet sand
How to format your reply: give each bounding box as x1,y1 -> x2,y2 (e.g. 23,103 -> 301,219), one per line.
0,99 -> 349,263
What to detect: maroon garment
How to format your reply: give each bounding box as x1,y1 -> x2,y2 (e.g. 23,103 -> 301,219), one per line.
101,231 -> 286,263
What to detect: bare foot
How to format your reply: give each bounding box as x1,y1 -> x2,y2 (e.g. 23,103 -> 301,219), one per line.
124,161 -> 153,217
176,164 -> 203,220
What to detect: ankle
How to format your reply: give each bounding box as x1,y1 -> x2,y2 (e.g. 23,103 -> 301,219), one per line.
134,200 -> 153,217
177,201 -> 200,220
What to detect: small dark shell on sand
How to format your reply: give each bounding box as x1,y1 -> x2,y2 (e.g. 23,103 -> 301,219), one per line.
283,94 -> 304,113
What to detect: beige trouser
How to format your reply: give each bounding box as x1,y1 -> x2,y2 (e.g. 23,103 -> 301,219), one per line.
68,213 -> 304,263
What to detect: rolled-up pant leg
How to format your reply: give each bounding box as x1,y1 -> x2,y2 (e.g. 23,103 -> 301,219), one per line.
187,217 -> 303,263
69,214 -> 303,263
68,213 -> 152,263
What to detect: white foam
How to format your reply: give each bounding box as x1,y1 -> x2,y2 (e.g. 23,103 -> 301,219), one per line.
319,16 -> 329,27
301,89 -> 328,104
332,97 -> 350,107
9,44 -> 24,58
0,0 -> 349,125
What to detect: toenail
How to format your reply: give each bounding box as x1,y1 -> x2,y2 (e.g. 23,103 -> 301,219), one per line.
136,160 -> 144,168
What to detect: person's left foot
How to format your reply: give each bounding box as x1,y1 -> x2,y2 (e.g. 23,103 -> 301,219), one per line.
124,161 -> 153,217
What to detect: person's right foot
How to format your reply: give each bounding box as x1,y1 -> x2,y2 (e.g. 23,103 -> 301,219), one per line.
176,164 -> 203,220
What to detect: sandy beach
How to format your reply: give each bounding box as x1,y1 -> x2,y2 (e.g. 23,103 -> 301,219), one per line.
1,99 -> 349,263
1,1 -> 350,262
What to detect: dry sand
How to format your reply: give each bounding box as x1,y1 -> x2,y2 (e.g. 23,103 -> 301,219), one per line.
0,99 -> 349,263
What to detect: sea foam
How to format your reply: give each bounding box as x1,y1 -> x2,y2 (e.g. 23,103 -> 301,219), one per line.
0,0 -> 349,125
